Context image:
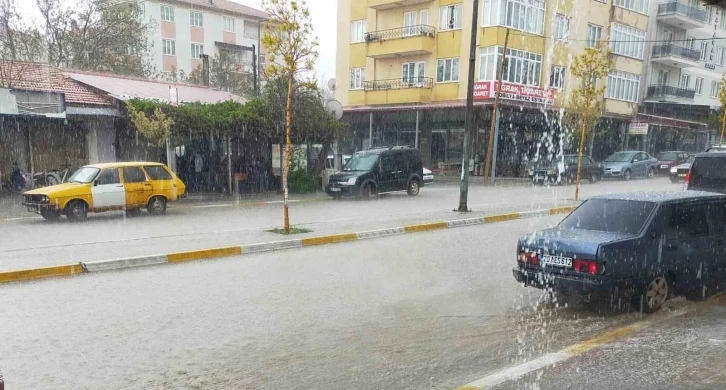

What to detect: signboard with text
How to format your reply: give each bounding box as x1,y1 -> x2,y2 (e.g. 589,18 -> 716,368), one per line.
628,122 -> 649,136
474,81 -> 556,105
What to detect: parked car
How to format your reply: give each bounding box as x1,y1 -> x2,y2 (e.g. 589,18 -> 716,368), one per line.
423,167 -> 434,185
529,154 -> 603,185
705,144 -> 726,152
325,146 -> 424,198
656,151 -> 689,176
513,191 -> 726,313
685,151 -> 726,193
22,162 -> 186,221
602,151 -> 657,180
669,155 -> 695,183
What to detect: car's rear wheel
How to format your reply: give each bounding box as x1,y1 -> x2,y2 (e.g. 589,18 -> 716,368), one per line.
647,167 -> 655,179
407,179 -> 420,196
670,177 -> 680,184
40,209 -> 61,221
65,200 -> 87,222
147,196 -> 167,215
622,169 -> 632,181
638,276 -> 670,313
588,172 -> 600,184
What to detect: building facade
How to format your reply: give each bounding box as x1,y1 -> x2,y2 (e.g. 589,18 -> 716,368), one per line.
132,0 -> 267,81
336,0 -> 715,176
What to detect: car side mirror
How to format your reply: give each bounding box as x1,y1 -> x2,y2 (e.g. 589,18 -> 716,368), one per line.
93,180 -> 99,186
649,230 -> 659,239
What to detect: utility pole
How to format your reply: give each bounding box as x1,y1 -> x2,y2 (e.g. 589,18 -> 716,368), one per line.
201,54 -> 210,87
457,0 -> 480,212
483,28 -> 509,185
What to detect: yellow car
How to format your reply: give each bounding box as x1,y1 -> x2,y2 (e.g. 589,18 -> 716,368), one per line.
22,162 -> 186,221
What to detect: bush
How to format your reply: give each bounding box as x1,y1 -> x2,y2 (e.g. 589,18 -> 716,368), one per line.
288,167 -> 319,194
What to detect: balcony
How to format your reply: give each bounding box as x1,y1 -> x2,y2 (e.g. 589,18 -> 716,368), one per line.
651,43 -> 700,68
657,1 -> 707,29
365,25 -> 436,59
368,0 -> 433,10
646,84 -> 696,101
363,78 -> 433,104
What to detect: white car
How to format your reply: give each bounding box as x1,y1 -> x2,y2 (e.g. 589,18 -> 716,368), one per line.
423,167 -> 434,184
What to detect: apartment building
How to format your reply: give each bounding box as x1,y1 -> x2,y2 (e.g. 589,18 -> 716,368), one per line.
134,0 -> 267,81
336,0 -> 716,174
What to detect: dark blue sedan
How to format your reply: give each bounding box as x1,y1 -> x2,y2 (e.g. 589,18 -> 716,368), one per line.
514,191 -> 726,313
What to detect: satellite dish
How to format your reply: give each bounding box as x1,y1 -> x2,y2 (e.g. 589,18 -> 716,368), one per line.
326,99 -> 343,120
327,78 -> 336,92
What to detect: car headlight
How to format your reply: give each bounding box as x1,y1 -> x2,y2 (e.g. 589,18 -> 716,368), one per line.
670,167 -> 677,173
347,177 -> 357,185
41,195 -> 49,203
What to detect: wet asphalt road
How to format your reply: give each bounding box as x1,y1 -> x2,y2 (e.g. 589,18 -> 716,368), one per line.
0,178 -> 676,270
0,214 -> 651,389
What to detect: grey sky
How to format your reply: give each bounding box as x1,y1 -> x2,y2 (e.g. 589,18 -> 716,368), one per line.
17,0 -> 337,83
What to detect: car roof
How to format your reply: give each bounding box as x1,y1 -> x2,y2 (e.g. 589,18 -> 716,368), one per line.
358,146 -> 417,155
591,190 -> 726,203
84,162 -> 165,169
657,150 -> 687,153
695,151 -> 726,157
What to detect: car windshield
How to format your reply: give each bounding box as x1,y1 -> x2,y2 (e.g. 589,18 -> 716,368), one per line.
67,167 -> 100,183
604,152 -> 635,162
559,199 -> 656,235
657,152 -> 678,160
343,154 -> 378,171
691,157 -> 726,188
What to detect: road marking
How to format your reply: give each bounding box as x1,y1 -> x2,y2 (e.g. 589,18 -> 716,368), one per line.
1,216 -> 42,221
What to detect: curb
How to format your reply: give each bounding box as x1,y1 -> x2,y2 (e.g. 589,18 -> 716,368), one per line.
0,205 -> 578,285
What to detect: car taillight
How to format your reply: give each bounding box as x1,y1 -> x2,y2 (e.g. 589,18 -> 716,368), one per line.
518,251 -> 539,265
573,259 -> 605,275
684,169 -> 691,190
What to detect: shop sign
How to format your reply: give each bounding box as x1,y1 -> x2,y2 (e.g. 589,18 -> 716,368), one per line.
474,81 -> 556,105
628,122 -> 649,136
706,63 -> 716,70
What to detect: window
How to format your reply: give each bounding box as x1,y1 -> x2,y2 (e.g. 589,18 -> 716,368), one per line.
610,23 -> 646,59
721,12 -> 726,30
122,167 -> 147,183
224,17 -> 235,32
437,58 -> 460,83
692,158 -> 726,189
707,6 -> 714,23
351,20 -> 367,43
420,10 -> 429,26
439,4 -> 463,31
190,11 -> 203,27
479,46 -> 542,86
258,53 -> 266,70
402,62 -> 426,84
613,0 -> 649,14
685,36 -> 696,50
482,0 -> 545,35
96,169 -> 120,185
350,68 -> 365,90
681,73 -> 690,88
586,24 -> 602,48
708,201 -> 726,235
160,5 -> 174,22
550,66 -> 565,89
665,205 -> 710,241
144,166 -> 173,181
695,77 -> 704,95
711,81 -> 720,97
559,199 -> 656,235
162,39 -> 176,56
606,70 -> 640,102
191,43 -> 203,59
701,41 -> 709,61
554,14 -> 570,41
718,46 -> 725,65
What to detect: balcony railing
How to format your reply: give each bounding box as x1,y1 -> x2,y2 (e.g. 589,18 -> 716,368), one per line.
657,1 -> 707,23
364,77 -> 434,91
365,25 -> 436,42
652,43 -> 700,61
647,84 -> 696,100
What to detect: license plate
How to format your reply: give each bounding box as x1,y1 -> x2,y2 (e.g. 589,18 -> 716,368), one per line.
27,206 -> 38,212
330,188 -> 341,192
661,165 -> 668,169
541,255 -> 572,267
678,174 -> 686,177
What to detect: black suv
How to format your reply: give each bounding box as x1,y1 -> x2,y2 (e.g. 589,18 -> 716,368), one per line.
685,152 -> 726,193
326,147 -> 424,198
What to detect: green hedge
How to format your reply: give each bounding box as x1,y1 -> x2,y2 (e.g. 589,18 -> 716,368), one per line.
288,168 -> 319,194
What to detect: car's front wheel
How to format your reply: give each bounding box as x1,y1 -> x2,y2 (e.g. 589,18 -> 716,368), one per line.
407,179 -> 420,196
359,183 -> 375,199
638,275 -> 670,313
622,169 -> 632,181
65,200 -> 88,222
670,177 -> 680,184
147,196 -> 167,215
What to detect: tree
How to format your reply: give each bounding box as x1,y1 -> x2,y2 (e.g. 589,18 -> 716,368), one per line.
568,44 -> 611,201
127,104 -> 174,147
0,0 -> 45,62
36,0 -> 154,76
262,0 -> 319,233
719,73 -> 726,144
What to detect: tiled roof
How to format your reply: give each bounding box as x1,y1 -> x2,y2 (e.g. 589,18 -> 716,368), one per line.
64,70 -> 246,104
0,61 -> 113,106
173,0 -> 268,19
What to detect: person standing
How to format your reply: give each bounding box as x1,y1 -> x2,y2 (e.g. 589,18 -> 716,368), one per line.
194,152 -> 204,192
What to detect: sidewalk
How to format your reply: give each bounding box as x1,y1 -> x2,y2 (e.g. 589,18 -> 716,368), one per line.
433,174 -> 531,186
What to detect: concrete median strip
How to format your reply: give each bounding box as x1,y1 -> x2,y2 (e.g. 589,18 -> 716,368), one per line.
0,205 -> 578,285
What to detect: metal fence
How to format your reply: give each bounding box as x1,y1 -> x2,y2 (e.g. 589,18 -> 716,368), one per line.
364,78 -> 434,91
647,84 -> 696,100
652,43 -> 700,61
365,25 -> 436,42
657,1 -> 707,22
